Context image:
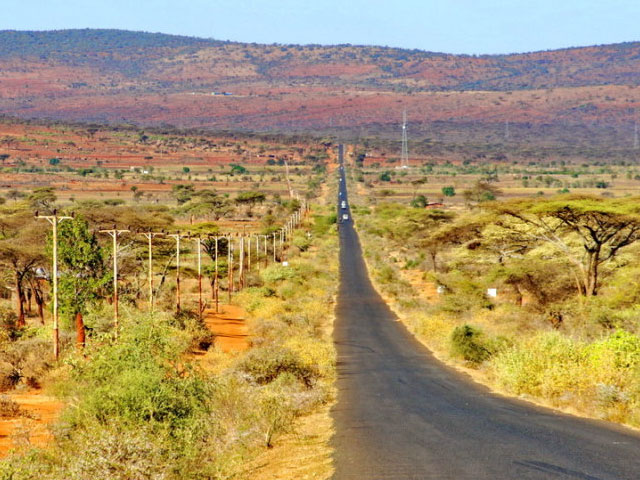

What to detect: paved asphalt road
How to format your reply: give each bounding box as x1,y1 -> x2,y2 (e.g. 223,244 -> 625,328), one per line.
331,146 -> 640,479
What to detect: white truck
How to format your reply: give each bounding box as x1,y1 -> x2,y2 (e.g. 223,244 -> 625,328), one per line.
341,200 -> 347,210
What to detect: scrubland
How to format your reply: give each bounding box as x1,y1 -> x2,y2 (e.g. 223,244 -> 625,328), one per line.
348,162 -> 640,428
0,204 -> 338,479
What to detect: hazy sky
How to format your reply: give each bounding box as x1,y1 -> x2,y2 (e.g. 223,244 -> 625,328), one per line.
2,0 -> 640,54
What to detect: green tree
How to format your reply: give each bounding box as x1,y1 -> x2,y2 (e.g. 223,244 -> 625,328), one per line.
463,181 -> 501,204
181,190 -> 231,220
442,186 -> 456,197
410,194 -> 427,208
170,184 -> 195,205
235,191 -> 266,206
54,218 -> 109,348
229,164 -> 247,175
379,171 -> 392,182
201,236 -> 229,299
28,187 -> 57,212
495,195 -> 640,296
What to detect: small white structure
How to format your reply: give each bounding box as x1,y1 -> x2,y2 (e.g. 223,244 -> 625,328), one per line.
282,261 -> 289,267
487,288 -> 498,298
436,285 -> 446,295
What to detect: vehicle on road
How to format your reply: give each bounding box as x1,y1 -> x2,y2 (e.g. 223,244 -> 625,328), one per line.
341,200 -> 347,209
342,213 -> 349,221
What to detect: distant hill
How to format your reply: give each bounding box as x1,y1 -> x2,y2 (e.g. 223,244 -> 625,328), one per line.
3,29 -> 640,90
1,29 -> 640,155
0,29 -> 218,57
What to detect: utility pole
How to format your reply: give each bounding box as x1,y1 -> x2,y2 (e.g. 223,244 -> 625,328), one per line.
36,210 -> 72,360
99,227 -> 130,338
247,235 -> 251,272
273,232 -> 277,262
168,233 -> 183,314
140,231 -> 163,312
255,235 -> 260,271
262,234 -> 268,267
238,236 -> 245,290
193,235 -> 203,320
634,121 -> 639,150
213,235 -> 220,313
227,235 -> 234,303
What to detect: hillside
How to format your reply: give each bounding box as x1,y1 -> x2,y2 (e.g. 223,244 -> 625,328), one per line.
2,29 -> 640,156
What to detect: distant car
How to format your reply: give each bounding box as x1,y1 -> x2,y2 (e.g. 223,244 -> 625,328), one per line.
342,213 -> 349,221
341,200 -> 347,209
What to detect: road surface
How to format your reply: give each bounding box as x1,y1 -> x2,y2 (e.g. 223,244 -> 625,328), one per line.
331,145 -> 640,479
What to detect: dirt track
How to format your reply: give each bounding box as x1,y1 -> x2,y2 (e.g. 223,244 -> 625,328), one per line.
203,304 -> 249,352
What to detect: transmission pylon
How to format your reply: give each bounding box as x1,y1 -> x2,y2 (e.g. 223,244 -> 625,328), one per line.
401,110 -> 409,168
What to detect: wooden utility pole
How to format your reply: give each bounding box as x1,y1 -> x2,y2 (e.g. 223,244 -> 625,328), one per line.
140,231 -> 163,312
255,235 -> 260,271
36,210 -> 72,360
99,228 -> 130,338
238,236 -> 245,290
263,235 -> 268,267
247,236 -> 251,272
273,232 -> 277,262
193,235 -> 203,320
214,235 -> 219,313
168,233 -> 183,314
227,235 -> 234,303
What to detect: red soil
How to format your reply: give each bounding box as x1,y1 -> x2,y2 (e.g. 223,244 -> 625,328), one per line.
0,390 -> 64,458
203,304 -> 249,352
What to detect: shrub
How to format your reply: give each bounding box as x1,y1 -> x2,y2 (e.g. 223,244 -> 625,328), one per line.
0,396 -> 21,418
238,345 -> 323,388
491,332 -> 588,398
260,264 -> 296,284
0,337 -> 55,390
450,325 -> 492,365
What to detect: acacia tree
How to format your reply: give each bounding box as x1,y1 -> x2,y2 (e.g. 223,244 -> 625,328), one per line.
0,212 -> 46,326
28,187 -> 57,212
420,215 -> 488,272
235,191 -> 266,217
54,218 -> 109,348
202,236 -> 229,299
181,190 -> 231,220
463,181 -> 502,205
494,196 -> 640,296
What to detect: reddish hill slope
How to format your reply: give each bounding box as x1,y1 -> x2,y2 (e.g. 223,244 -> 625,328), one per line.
1,29 -> 640,151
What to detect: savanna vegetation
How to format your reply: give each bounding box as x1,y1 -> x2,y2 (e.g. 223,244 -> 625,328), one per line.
0,128 -> 338,478
349,162 -> 640,427
0,209 -> 337,479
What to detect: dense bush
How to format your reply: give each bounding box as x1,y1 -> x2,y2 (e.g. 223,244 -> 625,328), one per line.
450,325 -> 492,365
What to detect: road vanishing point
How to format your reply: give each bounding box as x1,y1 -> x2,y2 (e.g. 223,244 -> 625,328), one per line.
331,145 -> 640,480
